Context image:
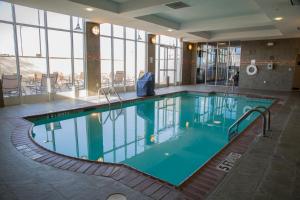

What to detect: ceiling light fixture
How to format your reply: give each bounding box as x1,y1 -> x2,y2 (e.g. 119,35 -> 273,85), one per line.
74,17 -> 82,31
274,17 -> 283,21
167,29 -> 173,32
86,7 -> 94,12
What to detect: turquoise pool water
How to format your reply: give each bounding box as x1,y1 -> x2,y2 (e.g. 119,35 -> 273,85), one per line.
30,93 -> 273,186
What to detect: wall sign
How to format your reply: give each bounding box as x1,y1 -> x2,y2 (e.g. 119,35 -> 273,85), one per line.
216,152 -> 241,172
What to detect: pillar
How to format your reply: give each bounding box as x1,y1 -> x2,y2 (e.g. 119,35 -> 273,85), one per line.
85,22 -> 101,96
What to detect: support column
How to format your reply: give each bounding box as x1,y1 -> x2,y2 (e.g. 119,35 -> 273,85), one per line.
85,22 -> 100,96
0,80 -> 4,107
182,42 -> 197,84
147,34 -> 156,74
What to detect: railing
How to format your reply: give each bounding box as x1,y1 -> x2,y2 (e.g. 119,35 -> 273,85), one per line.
227,106 -> 271,141
97,86 -> 123,123
98,86 -> 123,106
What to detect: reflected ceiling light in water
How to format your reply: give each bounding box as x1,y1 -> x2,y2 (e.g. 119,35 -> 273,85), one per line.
97,157 -> 104,162
185,121 -> 189,128
91,113 -> 98,117
165,153 -> 170,156
150,135 -> 155,143
213,120 -> 222,124
50,122 -> 54,131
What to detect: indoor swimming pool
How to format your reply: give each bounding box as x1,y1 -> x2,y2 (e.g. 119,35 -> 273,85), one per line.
29,92 -> 273,186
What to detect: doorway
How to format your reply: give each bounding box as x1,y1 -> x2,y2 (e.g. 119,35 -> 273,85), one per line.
158,46 -> 176,86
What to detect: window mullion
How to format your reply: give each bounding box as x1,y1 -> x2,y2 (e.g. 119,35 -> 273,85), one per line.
44,11 -> 50,77
111,25 -> 114,87
134,29 -> 137,84
123,26 -> 126,89
11,4 -> 21,96
70,16 -> 74,86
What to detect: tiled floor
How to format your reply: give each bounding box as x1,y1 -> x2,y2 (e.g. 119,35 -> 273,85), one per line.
0,85 -> 299,200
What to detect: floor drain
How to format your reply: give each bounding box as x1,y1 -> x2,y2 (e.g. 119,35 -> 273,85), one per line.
106,193 -> 127,200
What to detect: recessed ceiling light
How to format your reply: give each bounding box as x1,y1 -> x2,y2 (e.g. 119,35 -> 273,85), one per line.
86,7 -> 94,12
167,29 -> 173,32
274,17 -> 283,21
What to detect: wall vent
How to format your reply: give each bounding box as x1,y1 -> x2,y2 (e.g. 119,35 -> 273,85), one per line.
290,0 -> 300,5
165,1 -> 190,9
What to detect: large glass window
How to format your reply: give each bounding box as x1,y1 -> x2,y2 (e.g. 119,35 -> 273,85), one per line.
196,42 -> 241,86
99,24 -> 146,88
0,23 -> 18,97
113,38 -> 124,86
0,1 -> 12,21
0,1 -> 86,97
137,42 -> 145,79
125,40 -> 135,86
73,33 -> 84,88
17,26 -> 47,95
15,5 -> 44,26
100,36 -> 112,87
155,35 -> 182,86
47,11 -> 70,30
100,23 -> 111,36
48,30 -> 72,91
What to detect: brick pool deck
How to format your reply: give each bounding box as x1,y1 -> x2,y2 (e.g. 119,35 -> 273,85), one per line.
1,85 -> 299,200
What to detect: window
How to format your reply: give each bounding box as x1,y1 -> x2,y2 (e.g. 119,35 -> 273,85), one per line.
125,40 -> 135,85
137,42 -> 145,78
17,26 -> 47,95
113,25 -> 124,38
0,1 -> 86,98
0,1 -> 12,21
15,5 -> 44,26
0,23 -> 17,77
100,23 -> 111,36
73,33 -> 84,88
113,38 -> 124,85
99,23 -> 147,88
100,36 -> 112,86
136,30 -> 145,41
155,35 -> 182,85
125,27 -> 135,40
72,17 -> 83,32
48,30 -> 72,91
47,11 -> 70,30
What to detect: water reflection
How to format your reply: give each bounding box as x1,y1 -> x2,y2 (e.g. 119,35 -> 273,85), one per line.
31,94 -> 272,185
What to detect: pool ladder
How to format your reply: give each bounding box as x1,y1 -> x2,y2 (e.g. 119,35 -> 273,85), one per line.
227,106 -> 271,141
98,86 -> 123,106
97,86 -> 123,124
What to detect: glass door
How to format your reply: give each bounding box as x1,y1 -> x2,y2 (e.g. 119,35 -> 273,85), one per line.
158,46 -> 176,86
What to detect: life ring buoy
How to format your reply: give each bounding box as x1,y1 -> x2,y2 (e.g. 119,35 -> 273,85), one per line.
246,64 -> 258,76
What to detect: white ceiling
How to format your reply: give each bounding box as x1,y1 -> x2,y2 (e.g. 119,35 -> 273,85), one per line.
9,0 -> 300,42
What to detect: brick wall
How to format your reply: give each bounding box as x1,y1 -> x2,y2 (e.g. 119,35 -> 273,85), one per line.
239,38 -> 300,91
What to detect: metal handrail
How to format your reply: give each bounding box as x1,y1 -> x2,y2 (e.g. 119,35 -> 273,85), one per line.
98,87 -> 111,106
97,86 -> 123,122
228,106 -> 270,140
98,86 -> 123,106
109,86 -> 123,106
254,106 -> 271,131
